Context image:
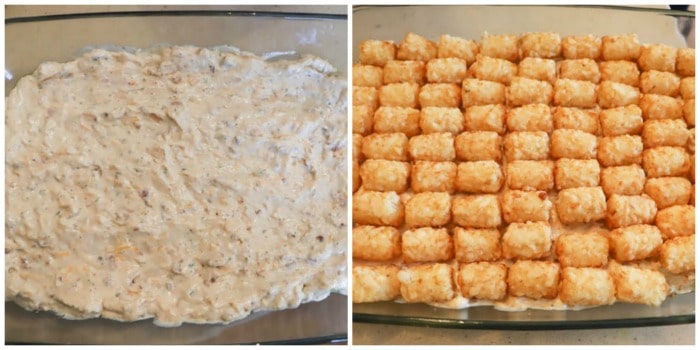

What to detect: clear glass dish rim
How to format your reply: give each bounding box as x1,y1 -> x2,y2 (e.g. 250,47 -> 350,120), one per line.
353,4 -> 695,17
5,9 -> 347,24
353,302 -> 696,330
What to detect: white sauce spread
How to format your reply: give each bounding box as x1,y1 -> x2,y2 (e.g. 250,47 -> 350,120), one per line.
5,46 -> 347,326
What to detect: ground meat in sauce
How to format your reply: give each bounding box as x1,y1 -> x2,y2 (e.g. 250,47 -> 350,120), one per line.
5,46 -> 347,326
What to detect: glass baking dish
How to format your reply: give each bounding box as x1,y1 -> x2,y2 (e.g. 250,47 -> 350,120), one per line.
5,6 -> 348,344
352,4 -> 695,330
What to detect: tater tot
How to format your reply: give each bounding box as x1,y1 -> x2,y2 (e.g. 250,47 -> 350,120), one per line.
373,106 -> 421,137
456,161 -> 504,194
519,32 -> 561,59
639,94 -> 683,120
382,60 -> 426,85
502,222 -> 552,260
609,261 -> 668,306
553,79 -> 597,108
601,34 -> 640,61
551,129 -> 597,160
681,77 -> 695,100
659,235 -> 695,274
361,132 -> 409,161
379,82 -> 420,108
640,70 -> 680,96
642,119 -> 689,148
556,186 -> 607,224
597,135 -> 643,167
420,107 -> 464,135
408,133 -> 455,161
455,131 -> 502,161
438,34 -> 479,65
353,64 -> 383,87
359,40 -> 396,67
353,86 -> 379,109
352,133 -> 363,161
506,103 -> 553,132
359,40 -> 397,67
426,57 -> 467,84
353,191 -> 404,227
396,32 -> 438,62
560,267 -> 615,307
398,263 -> 455,303
691,185 -> 695,205
689,188 -> 698,213
402,227 -> 453,263
643,146 -> 690,178
690,129 -> 696,154
507,160 -> 554,191
504,131 -> 550,161
359,159 -> 411,193
609,224 -> 663,262
676,48 -> 695,77
405,192 -> 452,228
552,107 -> 599,134
507,78 -> 553,107
454,227 -> 501,263
352,264 -> 401,303
501,190 -> 552,223
411,161 -> 457,193
605,194 -> 657,229
452,194 -> 502,228
599,60 -> 640,87
464,104 -> 506,134
481,33 -> 519,62
507,260 -> 560,299
458,262 -> 508,300
559,58 -> 600,83
352,105 -> 374,136
684,99 -> 695,126
518,57 -> 556,83
599,105 -> 644,136
639,44 -> 677,72
462,79 -> 506,107
656,205 -> 695,239
600,165 -> 646,197
597,81 -> 640,108
555,232 -> 609,267
469,55 -> 518,85
353,159 -> 361,193
562,34 -> 602,60
419,83 -> 462,108
554,158 -> 600,190
691,154 -> 695,182
353,226 -> 401,261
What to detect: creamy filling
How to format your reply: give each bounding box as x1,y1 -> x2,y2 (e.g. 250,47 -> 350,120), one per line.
5,46 -> 347,326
